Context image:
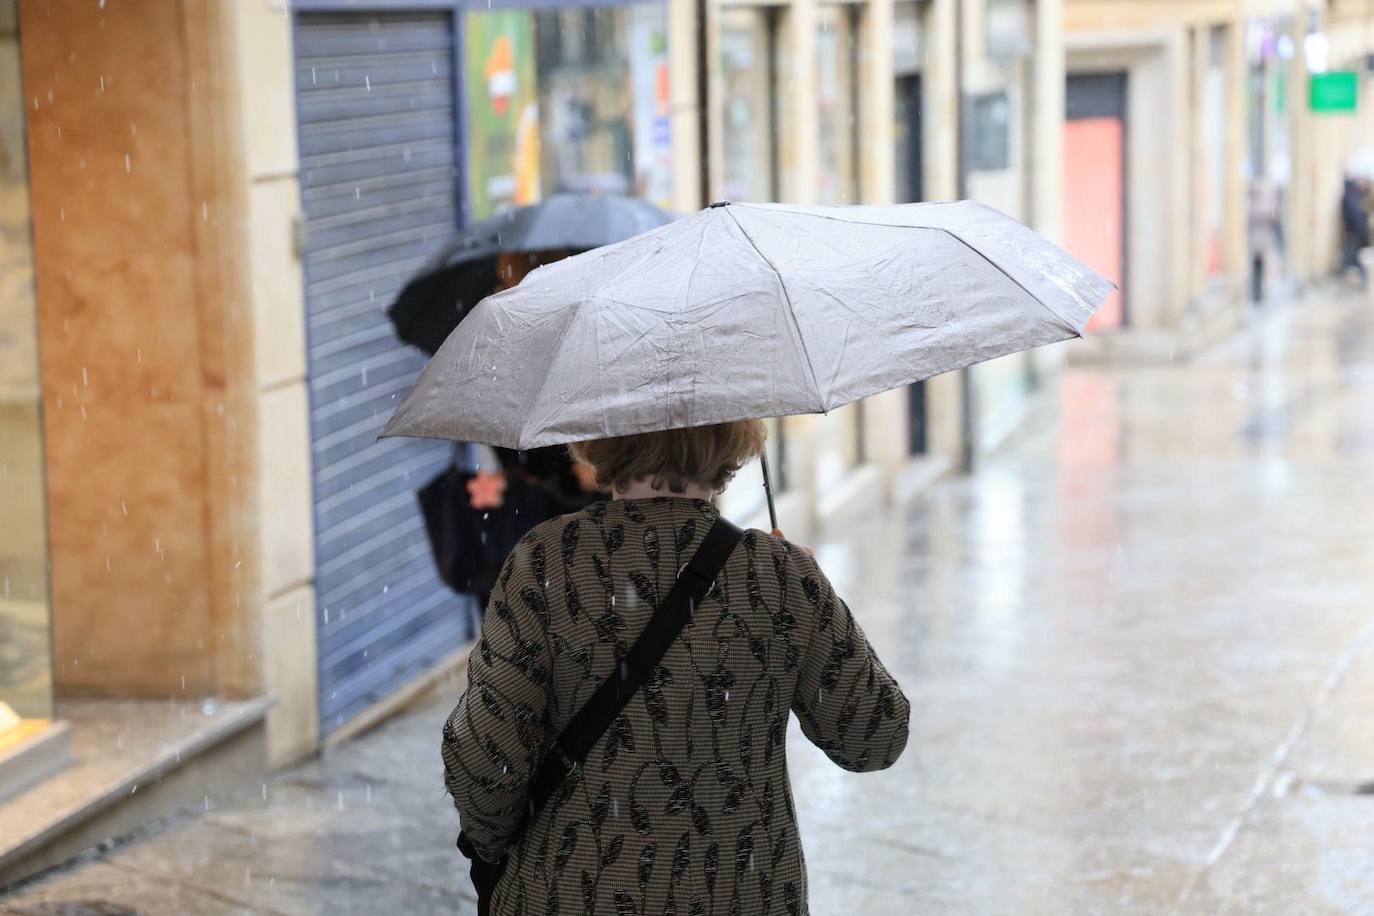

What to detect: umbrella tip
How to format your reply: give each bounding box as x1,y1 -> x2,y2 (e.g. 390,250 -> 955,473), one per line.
708,200 -> 732,209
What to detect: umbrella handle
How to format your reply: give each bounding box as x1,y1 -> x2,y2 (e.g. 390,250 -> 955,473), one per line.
760,450 -> 779,533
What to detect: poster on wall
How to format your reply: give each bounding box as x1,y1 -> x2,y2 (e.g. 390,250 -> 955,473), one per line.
628,4 -> 673,208
465,11 -> 541,220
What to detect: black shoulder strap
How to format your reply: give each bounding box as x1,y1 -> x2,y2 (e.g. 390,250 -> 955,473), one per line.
524,515 -> 744,820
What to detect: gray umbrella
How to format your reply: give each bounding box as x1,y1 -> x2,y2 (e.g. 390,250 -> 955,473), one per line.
387,193 -> 677,354
383,200 -> 1110,450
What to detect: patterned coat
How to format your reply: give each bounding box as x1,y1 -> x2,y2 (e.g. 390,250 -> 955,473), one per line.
442,497 -> 910,915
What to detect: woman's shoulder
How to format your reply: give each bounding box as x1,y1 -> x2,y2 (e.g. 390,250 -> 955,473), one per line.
734,527 -> 822,575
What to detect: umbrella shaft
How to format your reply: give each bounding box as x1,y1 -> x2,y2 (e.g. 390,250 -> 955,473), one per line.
760,451 -> 779,532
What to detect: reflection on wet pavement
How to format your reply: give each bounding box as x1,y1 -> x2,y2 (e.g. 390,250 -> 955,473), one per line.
796,292 -> 1374,914
4,292 -> 1374,913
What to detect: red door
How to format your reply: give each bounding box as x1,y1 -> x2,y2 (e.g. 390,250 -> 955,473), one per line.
1064,73 -> 1127,333
1064,118 -> 1125,332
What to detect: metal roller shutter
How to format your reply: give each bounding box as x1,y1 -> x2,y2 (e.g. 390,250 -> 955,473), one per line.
294,10 -> 470,734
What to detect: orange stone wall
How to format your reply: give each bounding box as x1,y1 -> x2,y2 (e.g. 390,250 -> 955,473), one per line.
19,0 -> 264,699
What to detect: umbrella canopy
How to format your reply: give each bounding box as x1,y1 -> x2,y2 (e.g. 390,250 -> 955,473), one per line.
387,193 -> 677,354
382,200 -> 1112,450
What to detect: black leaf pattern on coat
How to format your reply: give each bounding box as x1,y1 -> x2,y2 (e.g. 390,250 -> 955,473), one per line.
691,803 -> 712,837
580,870 -> 596,916
441,498 -> 909,915
530,541 -> 547,591
734,825 -> 754,877
643,666 -> 672,727
674,519 -> 697,554
643,526 -> 660,569
638,842 -> 657,888
601,715 -> 635,770
477,685 -> 505,721
630,792 -> 653,836
521,586 -> 550,629
561,520 -> 581,562
657,760 -> 681,788
555,824 -> 579,870
704,842 -> 720,894
771,831 -> 788,869
724,781 -> 744,813
629,571 -> 658,610
592,554 -> 615,595
671,832 -> 691,883
665,785 -> 691,816
591,781 -> 611,828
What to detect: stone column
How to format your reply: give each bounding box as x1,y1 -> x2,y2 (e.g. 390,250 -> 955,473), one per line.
670,0 -> 705,209
858,0 -> 895,206
856,0 -> 906,470
1030,0 -> 1065,242
1286,15 -> 1310,281
921,0 -> 964,468
778,0 -> 820,204
1223,18 -> 1248,296
1190,24 -> 1211,307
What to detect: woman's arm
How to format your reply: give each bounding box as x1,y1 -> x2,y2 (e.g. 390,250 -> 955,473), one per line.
442,536 -> 553,861
787,544 -> 910,772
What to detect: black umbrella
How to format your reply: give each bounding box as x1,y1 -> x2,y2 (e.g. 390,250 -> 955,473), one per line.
388,192 -> 677,355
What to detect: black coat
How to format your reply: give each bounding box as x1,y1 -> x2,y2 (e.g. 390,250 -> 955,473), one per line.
1342,180 -> 1368,243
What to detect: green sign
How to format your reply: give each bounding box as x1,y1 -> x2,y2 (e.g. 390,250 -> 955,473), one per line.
464,11 -> 541,220
1310,71 -> 1358,113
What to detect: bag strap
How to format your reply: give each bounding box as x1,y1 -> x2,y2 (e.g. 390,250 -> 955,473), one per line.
524,515 -> 744,820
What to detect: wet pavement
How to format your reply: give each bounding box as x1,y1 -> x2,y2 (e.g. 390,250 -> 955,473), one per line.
4,290 -> 1374,914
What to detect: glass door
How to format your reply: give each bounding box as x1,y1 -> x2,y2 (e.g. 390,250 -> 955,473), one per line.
0,0 -> 55,732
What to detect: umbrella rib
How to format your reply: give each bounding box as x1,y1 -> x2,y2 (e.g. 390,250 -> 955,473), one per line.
733,205 -> 1087,337
515,240 -> 668,447
723,207 -> 827,412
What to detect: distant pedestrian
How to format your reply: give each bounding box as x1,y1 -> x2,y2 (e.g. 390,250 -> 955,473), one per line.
1249,177 -> 1282,303
441,423 -> 911,915
417,250 -> 604,613
1340,176 -> 1369,283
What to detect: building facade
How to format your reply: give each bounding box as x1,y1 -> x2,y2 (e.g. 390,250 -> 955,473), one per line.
1061,0 -> 1374,361
19,0 -> 1372,881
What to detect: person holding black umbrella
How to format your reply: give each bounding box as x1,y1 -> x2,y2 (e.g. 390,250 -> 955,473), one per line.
396,195 -> 677,612
414,248 -> 604,612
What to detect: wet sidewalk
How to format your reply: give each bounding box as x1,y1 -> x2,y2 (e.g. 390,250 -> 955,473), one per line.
5,290 -> 1374,914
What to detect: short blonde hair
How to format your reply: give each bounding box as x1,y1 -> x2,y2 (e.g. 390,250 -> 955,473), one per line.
569,421 -> 766,495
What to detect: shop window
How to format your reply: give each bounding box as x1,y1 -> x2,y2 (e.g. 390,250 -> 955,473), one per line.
0,0 -> 56,733
1204,27 -> 1227,279
719,6 -> 779,203
964,91 -> 1011,172
464,4 -> 674,220
985,0 -> 1032,63
816,4 -> 859,205
894,1 -> 924,204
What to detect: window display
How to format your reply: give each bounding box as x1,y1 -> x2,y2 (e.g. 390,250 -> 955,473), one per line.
464,4 -> 674,220
0,0 -> 54,730
816,4 -> 858,205
719,7 -> 777,203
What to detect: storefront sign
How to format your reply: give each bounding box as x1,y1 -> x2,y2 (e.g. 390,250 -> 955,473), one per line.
465,12 -> 541,219
1309,71 -> 1358,113
629,5 -> 673,208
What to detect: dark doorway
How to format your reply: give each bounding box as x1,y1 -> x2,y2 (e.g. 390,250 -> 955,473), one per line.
896,73 -> 926,454
896,74 -> 923,205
